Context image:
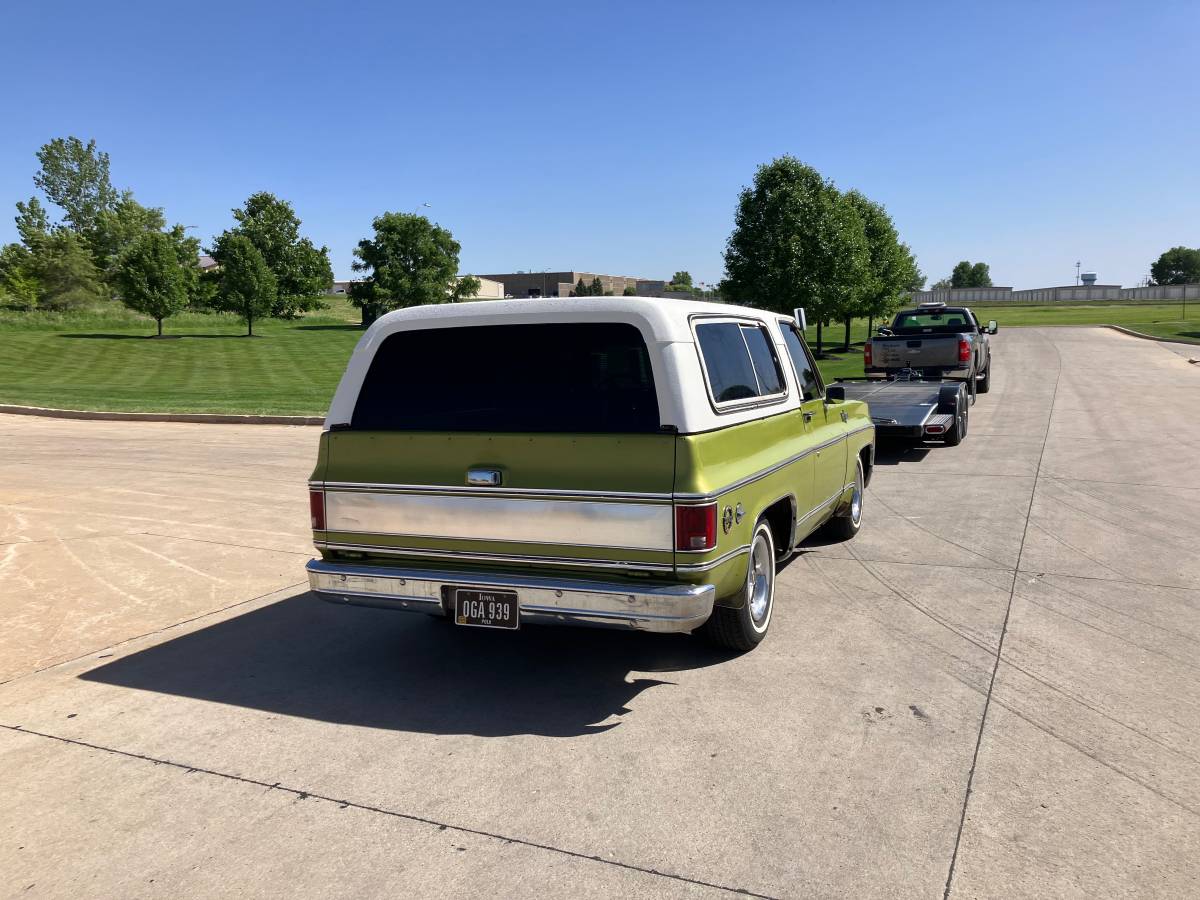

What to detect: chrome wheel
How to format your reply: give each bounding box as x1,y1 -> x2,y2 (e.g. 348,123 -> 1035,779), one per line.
850,462 -> 864,526
701,520 -> 776,651
747,526 -> 775,630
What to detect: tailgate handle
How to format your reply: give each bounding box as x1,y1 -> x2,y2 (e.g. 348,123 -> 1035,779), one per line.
467,468 -> 502,487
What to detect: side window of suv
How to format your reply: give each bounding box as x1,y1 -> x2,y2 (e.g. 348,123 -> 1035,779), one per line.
695,320 -> 786,406
779,322 -> 823,401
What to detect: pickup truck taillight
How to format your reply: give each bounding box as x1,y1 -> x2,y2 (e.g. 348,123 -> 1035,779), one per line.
864,341 -> 873,366
675,502 -> 717,551
309,489 -> 326,530
958,339 -> 971,363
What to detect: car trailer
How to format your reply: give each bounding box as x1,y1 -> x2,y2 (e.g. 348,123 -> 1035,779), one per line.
827,373 -> 970,446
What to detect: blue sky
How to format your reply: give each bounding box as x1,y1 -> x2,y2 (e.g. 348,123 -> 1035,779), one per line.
1,1 -> 1196,287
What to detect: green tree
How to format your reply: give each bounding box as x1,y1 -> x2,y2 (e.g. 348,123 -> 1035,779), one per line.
0,243 -> 40,307
671,270 -> 693,287
33,137 -> 118,236
950,260 -> 992,288
15,197 -> 52,251
1150,246 -> 1200,285
349,212 -> 474,327
211,192 -> 333,317
842,190 -> 920,345
114,231 -> 190,336
91,193 -> 167,274
622,285 -> 637,296
162,224 -> 203,305
908,268 -> 926,292
931,276 -> 952,290
722,156 -> 868,354
214,234 -> 277,335
28,230 -> 108,309
570,277 -> 588,297
590,276 -> 604,296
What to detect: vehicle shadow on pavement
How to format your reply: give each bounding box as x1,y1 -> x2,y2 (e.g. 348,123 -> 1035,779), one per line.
873,440 -> 932,466
80,592 -> 736,738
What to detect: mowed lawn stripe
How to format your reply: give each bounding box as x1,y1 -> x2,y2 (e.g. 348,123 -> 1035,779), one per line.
0,301 -> 1194,416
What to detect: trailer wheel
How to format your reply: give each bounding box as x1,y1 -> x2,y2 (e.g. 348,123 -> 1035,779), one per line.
945,395 -> 968,446
938,383 -> 968,447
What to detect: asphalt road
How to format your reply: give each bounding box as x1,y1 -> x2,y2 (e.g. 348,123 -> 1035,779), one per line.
1,327 -> 1197,899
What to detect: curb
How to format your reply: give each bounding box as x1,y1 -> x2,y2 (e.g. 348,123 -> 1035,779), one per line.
1102,324 -> 1199,347
0,404 -> 324,426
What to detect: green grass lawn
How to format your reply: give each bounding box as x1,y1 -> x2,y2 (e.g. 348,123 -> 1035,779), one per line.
0,300 -> 364,415
0,299 -> 1194,416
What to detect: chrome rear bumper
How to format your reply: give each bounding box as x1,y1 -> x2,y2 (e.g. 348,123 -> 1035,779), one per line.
306,559 -> 715,633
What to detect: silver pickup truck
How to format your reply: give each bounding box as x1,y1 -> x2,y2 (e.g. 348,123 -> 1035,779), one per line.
865,302 -> 997,395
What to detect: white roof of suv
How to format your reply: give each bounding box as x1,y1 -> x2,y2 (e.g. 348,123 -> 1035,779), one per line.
360,296 -> 769,345
326,297 -> 806,434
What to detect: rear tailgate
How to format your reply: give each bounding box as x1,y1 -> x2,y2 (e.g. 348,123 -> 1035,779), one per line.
312,320 -> 679,575
875,335 -> 962,369
318,431 -> 677,571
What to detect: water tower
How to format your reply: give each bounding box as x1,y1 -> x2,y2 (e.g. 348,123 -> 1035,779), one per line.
1081,272 -> 1097,286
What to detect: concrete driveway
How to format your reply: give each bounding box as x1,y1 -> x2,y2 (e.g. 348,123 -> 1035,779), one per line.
1,327 -> 1197,898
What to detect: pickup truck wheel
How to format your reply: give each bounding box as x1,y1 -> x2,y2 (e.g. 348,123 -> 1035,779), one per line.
823,457 -> 865,541
976,362 -> 991,394
702,520 -> 775,652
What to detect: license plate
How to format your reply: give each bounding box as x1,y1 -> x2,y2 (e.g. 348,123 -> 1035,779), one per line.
453,588 -> 520,630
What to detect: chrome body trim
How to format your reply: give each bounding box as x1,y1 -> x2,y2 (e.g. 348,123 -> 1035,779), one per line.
324,490 -> 674,551
315,541 -> 676,572
689,314 -> 791,415
672,433 -> 847,501
310,424 -> 874,507
674,544 -> 751,573
306,559 -> 715,633
312,481 -> 674,503
798,486 -> 847,523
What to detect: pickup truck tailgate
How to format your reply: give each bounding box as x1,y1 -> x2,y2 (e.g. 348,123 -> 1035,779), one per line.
874,336 -> 962,368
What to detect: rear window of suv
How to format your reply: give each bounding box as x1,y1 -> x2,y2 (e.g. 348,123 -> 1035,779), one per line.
351,322 -> 661,433
694,320 -> 786,406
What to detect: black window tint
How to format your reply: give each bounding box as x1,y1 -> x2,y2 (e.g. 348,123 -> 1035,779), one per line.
695,322 -> 759,403
351,323 -> 660,433
781,324 -> 822,400
740,325 -> 784,394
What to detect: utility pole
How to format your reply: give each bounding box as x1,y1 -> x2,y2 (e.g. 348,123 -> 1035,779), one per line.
1075,260 -> 1081,286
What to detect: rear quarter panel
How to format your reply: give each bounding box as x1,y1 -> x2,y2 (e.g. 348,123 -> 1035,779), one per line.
673,411 -> 816,602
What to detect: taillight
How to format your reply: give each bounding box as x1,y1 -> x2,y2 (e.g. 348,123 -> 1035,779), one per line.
864,341 -> 873,366
675,503 -> 717,551
309,489 -> 326,530
958,339 -> 971,363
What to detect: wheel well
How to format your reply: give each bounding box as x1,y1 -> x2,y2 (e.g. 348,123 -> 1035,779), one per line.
859,446 -> 874,487
761,496 -> 796,556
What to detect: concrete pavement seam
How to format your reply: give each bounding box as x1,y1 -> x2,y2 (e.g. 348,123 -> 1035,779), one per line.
140,531 -> 315,557
0,723 -> 782,900
941,331 -> 1064,900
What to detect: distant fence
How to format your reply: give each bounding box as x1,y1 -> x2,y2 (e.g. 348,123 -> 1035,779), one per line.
910,283 -> 1200,304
